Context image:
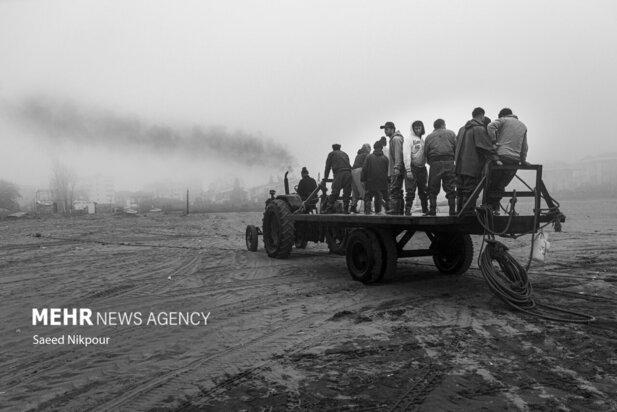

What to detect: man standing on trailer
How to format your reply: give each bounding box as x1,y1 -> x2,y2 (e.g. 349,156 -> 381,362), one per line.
322,144 -> 353,214
455,107 -> 499,214
403,120 -> 429,215
486,108 -> 529,213
380,121 -> 405,215
361,139 -> 389,215
424,118 -> 457,216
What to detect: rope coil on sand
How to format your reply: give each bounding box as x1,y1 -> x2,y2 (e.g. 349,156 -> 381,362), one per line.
476,204 -> 595,324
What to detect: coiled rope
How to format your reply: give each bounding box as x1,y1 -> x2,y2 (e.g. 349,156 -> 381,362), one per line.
476,199 -> 595,323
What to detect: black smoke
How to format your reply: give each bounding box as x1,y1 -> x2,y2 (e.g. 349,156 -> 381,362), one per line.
3,95 -> 296,170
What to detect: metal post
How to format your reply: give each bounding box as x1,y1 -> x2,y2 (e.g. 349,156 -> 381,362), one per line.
186,189 -> 190,215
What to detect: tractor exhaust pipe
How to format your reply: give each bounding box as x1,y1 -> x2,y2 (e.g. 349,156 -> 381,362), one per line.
284,171 -> 290,195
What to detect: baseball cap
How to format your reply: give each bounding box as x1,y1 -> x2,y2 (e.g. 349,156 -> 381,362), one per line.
379,121 -> 395,129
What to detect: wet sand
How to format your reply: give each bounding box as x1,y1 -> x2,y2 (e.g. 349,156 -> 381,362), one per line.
0,198 -> 616,411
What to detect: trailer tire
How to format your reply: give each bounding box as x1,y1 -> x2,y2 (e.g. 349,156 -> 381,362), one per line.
431,233 -> 473,275
262,200 -> 295,258
326,226 -> 348,255
346,229 -> 383,284
245,225 -> 259,252
376,228 -> 398,281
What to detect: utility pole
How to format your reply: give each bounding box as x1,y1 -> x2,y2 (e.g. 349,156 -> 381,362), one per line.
186,189 -> 189,215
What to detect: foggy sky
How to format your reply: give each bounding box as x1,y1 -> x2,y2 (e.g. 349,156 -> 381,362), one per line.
1,0 -> 616,190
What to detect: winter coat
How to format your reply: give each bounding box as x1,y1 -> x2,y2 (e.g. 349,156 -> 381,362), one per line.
424,128 -> 456,163
388,131 -> 405,176
403,132 -> 426,171
352,147 -> 370,169
487,115 -> 528,162
324,149 -> 352,179
361,148 -> 389,193
297,176 -> 317,200
455,119 -> 498,177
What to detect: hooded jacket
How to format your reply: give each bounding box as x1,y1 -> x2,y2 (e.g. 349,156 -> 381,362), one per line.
324,149 -> 352,180
455,119 -> 498,177
388,131 -> 405,176
352,146 -> 371,169
361,147 -> 389,192
424,128 -> 456,163
403,131 -> 426,171
487,115 -> 528,162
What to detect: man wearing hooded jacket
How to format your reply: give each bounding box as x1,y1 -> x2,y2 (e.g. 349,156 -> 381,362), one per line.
455,107 -> 498,214
403,120 -> 429,215
381,121 -> 405,215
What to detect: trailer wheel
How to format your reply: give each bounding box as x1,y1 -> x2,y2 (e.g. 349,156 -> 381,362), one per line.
376,228 -> 398,281
431,233 -> 473,275
245,225 -> 259,252
346,229 -> 383,283
262,200 -> 295,258
326,227 -> 348,255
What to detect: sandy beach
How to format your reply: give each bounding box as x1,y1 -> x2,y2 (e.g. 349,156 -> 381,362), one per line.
1,198 -> 616,411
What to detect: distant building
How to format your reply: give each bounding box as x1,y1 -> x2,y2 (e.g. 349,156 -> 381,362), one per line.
73,200 -> 96,214
80,176 -> 115,205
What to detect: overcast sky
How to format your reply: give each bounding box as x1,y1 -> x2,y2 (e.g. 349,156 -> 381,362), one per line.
1,0 -> 616,191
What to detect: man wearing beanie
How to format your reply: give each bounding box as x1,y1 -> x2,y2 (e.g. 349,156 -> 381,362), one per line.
323,144 -> 352,213
297,166 -> 317,207
361,139 -> 389,215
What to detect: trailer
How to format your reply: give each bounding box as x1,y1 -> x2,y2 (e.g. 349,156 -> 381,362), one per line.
245,164 -> 565,284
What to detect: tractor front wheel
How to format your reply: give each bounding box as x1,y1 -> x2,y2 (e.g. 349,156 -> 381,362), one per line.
245,225 -> 259,252
262,200 -> 295,258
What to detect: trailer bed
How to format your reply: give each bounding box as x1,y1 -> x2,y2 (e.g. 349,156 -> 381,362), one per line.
291,212 -> 557,236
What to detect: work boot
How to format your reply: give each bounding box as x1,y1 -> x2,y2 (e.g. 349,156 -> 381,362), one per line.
387,198 -> 401,215
448,198 -> 456,216
424,198 -> 437,216
350,204 -> 358,214
404,202 -> 412,216
343,203 -> 350,214
456,196 -> 464,214
364,203 -> 373,215
420,198 -> 429,215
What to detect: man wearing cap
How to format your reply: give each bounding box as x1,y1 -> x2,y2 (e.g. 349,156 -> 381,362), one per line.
323,144 -> 352,214
424,118 -> 457,216
380,121 -> 405,215
297,167 -> 318,205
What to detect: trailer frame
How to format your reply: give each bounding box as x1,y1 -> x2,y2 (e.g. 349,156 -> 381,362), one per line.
247,164 -> 565,283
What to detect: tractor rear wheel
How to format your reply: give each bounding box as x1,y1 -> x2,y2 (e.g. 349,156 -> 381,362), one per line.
245,225 -> 259,252
431,233 -> 473,275
262,200 -> 295,258
345,229 -> 383,284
